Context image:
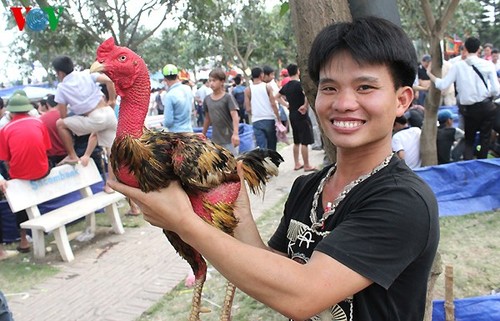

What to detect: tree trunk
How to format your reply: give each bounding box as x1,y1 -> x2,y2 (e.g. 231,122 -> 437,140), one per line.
421,39 -> 442,166
419,0 -> 460,166
289,0 -> 352,163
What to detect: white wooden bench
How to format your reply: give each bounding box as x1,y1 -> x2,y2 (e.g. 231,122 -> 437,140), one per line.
4,159 -> 126,262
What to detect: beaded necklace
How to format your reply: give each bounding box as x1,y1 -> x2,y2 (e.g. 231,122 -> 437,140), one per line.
310,153 -> 394,231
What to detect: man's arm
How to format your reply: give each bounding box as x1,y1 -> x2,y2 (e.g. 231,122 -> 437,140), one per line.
487,65 -> 500,97
427,62 -> 457,91
162,95 -> 174,129
201,111 -> 210,137
56,103 -> 68,118
230,110 -> 240,147
244,87 -> 251,115
275,93 -> 289,109
298,94 -> 309,115
266,84 -> 279,119
95,73 -> 117,107
0,173 -> 6,193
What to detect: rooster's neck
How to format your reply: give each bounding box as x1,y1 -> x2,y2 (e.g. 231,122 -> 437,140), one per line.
116,72 -> 151,139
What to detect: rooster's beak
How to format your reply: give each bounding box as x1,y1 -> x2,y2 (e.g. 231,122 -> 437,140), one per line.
90,61 -> 105,73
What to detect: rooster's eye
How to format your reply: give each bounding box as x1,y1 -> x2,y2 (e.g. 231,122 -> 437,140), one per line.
119,55 -> 126,61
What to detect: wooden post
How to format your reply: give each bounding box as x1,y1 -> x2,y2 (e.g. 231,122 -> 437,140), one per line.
445,265 -> 455,321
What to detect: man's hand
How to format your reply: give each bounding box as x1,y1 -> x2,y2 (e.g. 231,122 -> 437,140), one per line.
231,134 -> 240,148
0,179 -> 7,193
107,179 -> 198,233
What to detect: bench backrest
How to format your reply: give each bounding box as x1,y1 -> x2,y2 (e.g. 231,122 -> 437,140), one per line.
4,159 -> 103,213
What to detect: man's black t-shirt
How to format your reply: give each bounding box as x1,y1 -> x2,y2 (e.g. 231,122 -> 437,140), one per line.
268,157 -> 439,321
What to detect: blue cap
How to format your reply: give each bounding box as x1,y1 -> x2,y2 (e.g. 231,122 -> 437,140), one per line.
438,110 -> 454,123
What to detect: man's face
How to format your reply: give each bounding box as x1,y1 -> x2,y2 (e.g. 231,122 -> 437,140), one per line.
492,53 -> 498,64
315,52 -> 412,152
263,72 -> 275,83
208,77 -> 224,91
484,46 -> 492,57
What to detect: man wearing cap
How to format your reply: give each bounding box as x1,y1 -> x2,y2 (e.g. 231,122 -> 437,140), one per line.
0,90 -> 40,128
161,64 -> 194,132
436,110 -> 464,164
0,93 -> 52,254
428,37 -> 500,160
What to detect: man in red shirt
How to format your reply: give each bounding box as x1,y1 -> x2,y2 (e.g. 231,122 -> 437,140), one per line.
0,93 -> 52,254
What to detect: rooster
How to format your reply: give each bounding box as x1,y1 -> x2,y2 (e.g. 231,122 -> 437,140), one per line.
90,37 -> 284,321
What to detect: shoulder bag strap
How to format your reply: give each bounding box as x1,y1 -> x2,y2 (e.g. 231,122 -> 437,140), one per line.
471,65 -> 488,89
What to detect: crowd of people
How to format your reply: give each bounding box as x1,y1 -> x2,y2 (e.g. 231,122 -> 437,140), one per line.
394,36 -> 500,168
0,14 -> 499,321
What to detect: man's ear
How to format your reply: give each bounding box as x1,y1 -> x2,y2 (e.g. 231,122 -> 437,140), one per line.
396,86 -> 414,116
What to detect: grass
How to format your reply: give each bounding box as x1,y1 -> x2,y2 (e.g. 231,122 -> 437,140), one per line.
0,199 -> 144,293
137,197 -> 500,321
433,211 -> 500,299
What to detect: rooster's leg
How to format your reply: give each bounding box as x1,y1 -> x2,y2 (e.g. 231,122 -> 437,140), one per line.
189,270 -> 207,321
163,231 -> 209,321
219,281 -> 236,321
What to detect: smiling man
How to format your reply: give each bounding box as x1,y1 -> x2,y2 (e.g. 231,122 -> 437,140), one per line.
109,17 -> 439,321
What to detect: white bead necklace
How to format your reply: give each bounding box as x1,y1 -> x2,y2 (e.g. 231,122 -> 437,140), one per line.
310,153 -> 394,231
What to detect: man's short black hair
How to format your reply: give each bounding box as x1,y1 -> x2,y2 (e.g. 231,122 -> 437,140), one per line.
46,94 -> 57,107
234,74 -> 242,85
52,55 -> 74,75
286,64 -> 298,77
251,67 -> 263,79
464,37 -> 481,54
308,16 -> 417,89
164,75 -> 177,81
263,65 -> 274,76
394,115 -> 408,125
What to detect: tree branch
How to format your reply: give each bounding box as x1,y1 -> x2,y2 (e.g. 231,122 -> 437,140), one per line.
421,0 -> 436,30
440,0 -> 460,32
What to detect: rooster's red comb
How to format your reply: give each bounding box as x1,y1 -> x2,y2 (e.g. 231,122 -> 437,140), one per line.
97,37 -> 116,58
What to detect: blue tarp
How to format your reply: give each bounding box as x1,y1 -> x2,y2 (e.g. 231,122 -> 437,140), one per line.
415,158 -> 500,216
432,294 -> 500,321
194,123 -> 256,153
0,83 -> 54,100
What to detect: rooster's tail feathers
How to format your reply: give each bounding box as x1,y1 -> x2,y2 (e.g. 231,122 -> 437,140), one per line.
237,148 -> 284,194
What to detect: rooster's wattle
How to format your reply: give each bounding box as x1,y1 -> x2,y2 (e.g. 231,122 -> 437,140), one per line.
90,38 -> 284,321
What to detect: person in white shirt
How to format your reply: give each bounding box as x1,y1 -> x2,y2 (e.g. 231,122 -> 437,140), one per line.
244,67 -> 280,150
392,115 -> 421,169
52,56 -> 118,192
428,37 -> 500,160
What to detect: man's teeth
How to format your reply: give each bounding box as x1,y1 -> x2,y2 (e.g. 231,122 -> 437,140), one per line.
333,120 -> 363,128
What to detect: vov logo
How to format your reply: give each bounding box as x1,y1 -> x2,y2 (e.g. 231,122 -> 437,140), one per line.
10,6 -> 64,32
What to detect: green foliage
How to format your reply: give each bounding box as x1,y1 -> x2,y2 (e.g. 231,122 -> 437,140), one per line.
175,0 -> 296,73
477,0 -> 500,46
400,0 -> 483,54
